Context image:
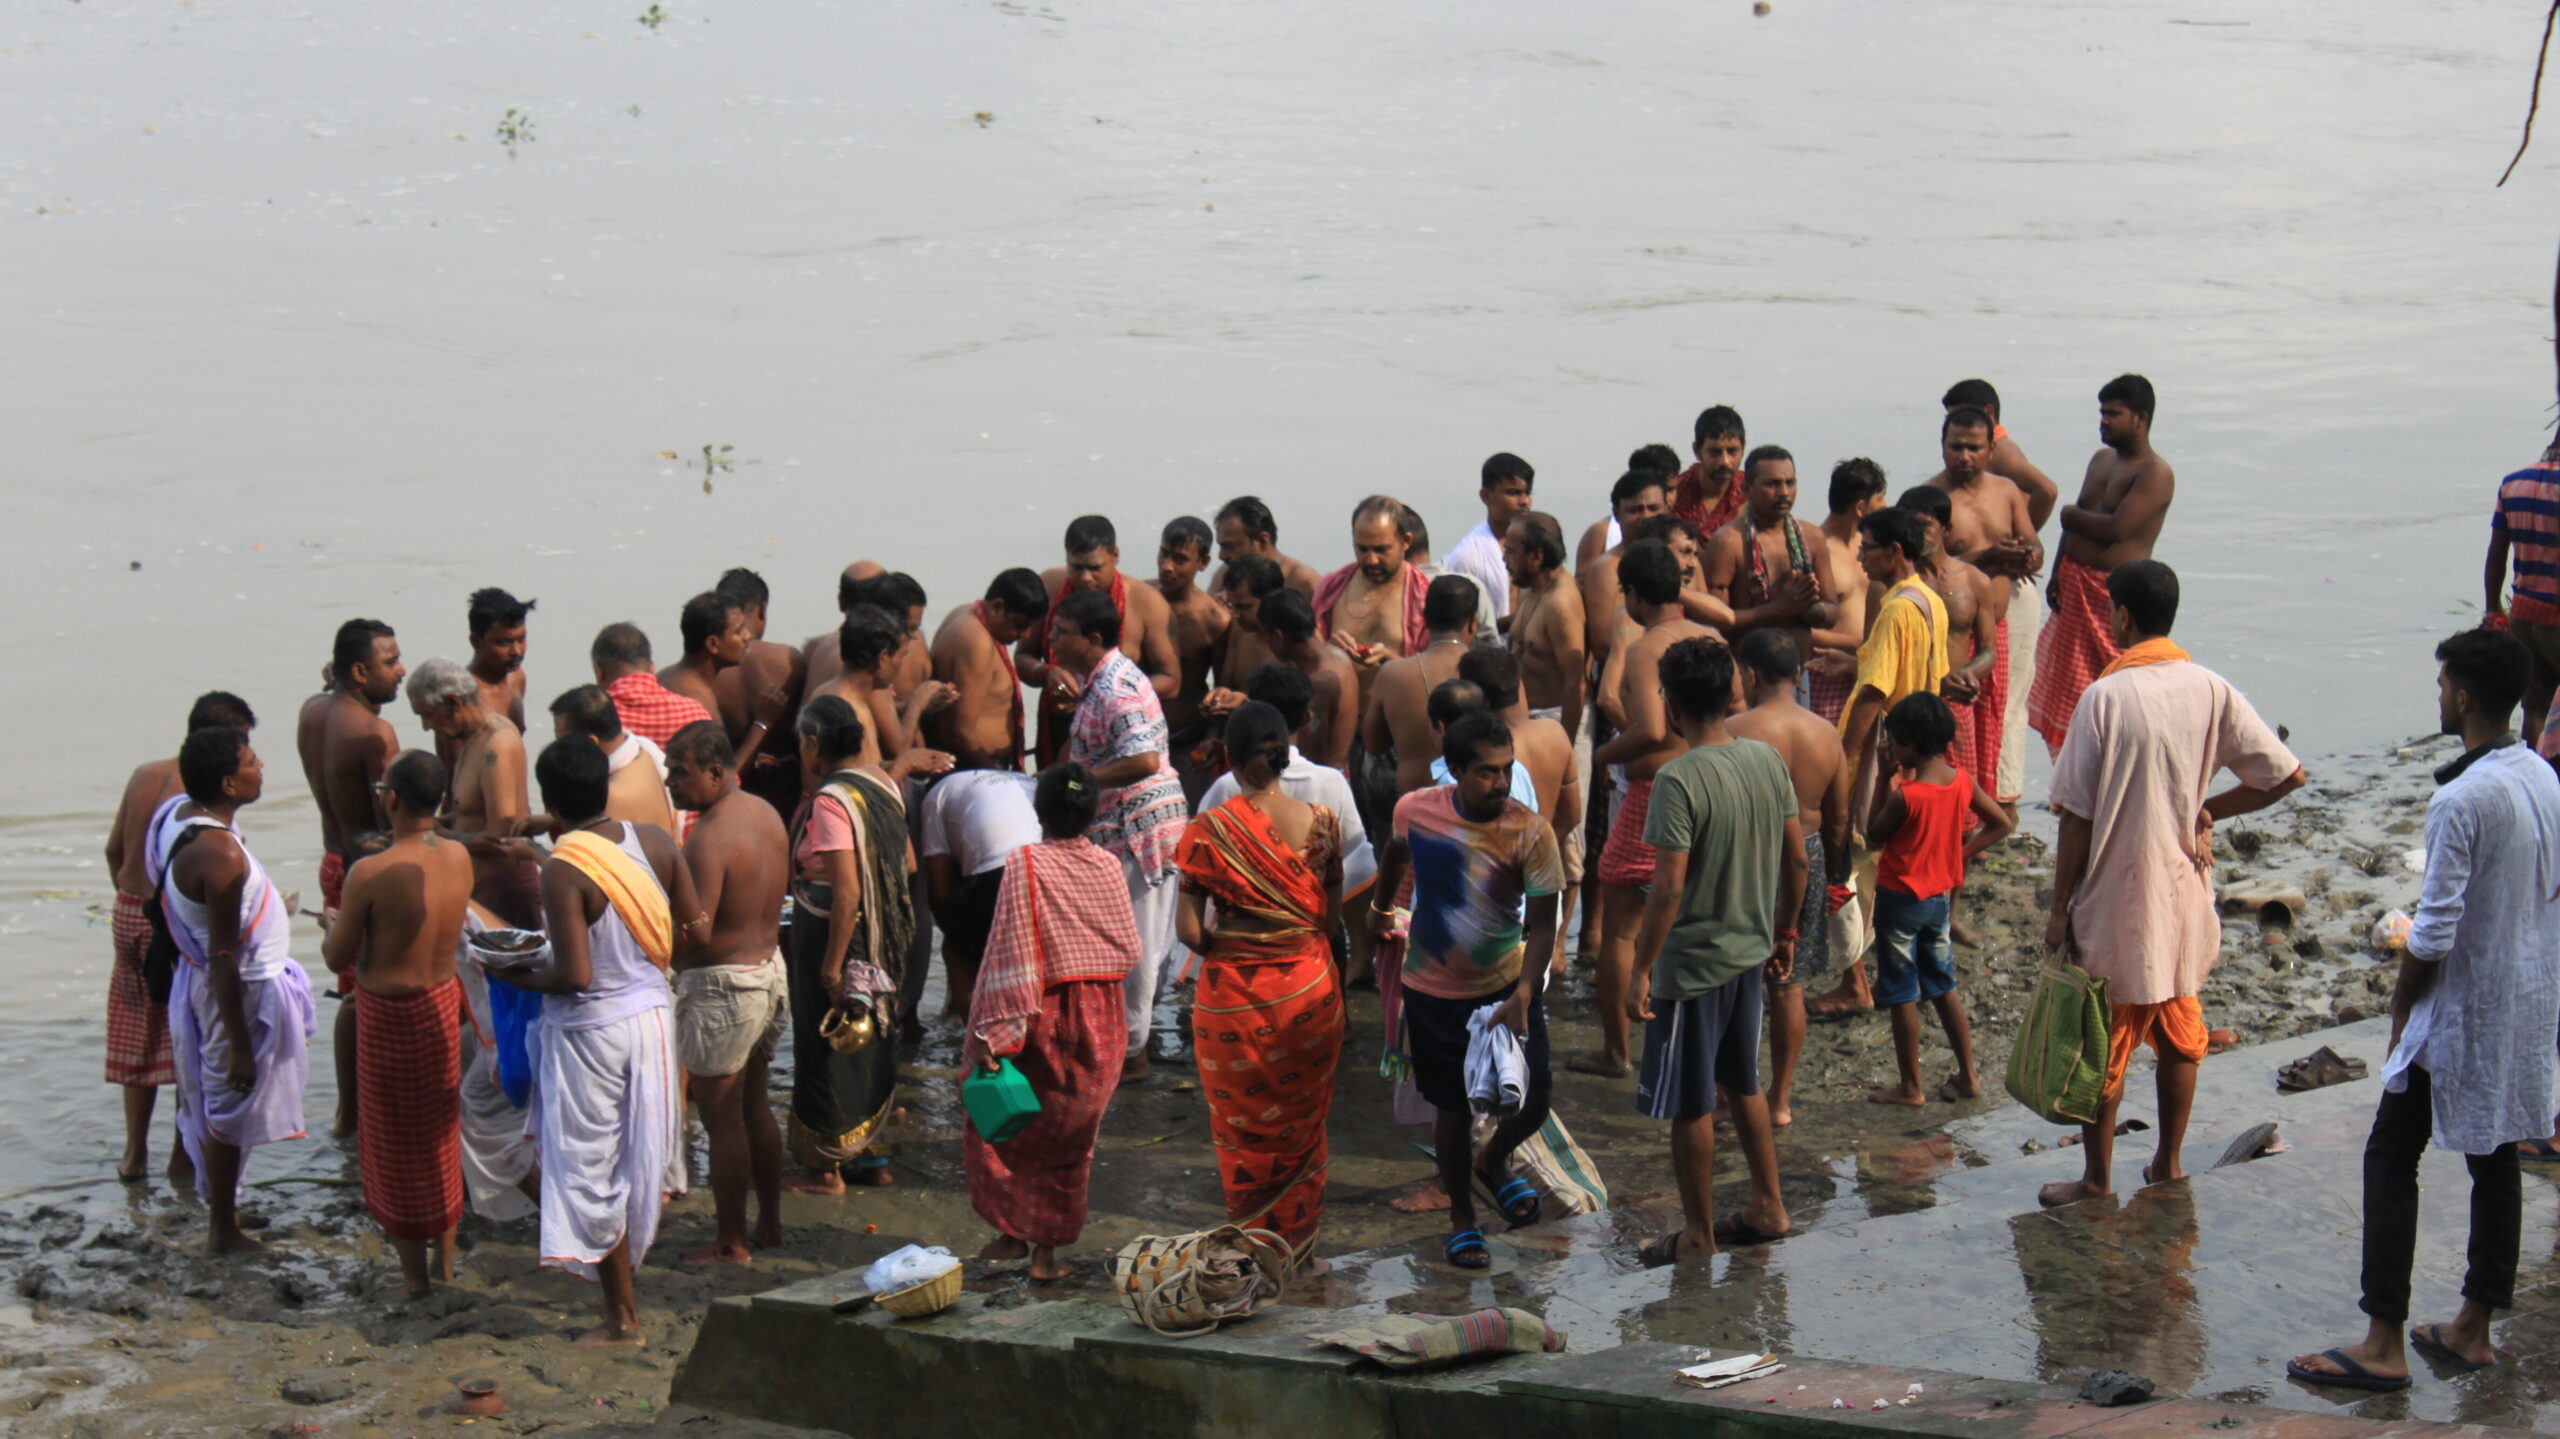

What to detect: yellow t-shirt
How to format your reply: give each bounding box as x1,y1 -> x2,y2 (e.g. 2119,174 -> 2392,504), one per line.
1840,580 -> 1950,733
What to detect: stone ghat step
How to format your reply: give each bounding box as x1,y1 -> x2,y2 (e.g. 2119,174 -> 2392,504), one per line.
672,1288 -> 2534,1439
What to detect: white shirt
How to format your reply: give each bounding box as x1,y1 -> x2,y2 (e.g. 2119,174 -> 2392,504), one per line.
2385,742 -> 2560,1155
1441,518 -> 1513,621
919,771 -> 1041,877
1197,746 -> 1376,893
607,732 -> 668,783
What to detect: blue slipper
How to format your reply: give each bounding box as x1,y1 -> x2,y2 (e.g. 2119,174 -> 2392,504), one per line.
2410,1323 -> 2496,1373
2286,1349 -> 2411,1392
1479,1174 -> 1542,1228
2519,1139 -> 2560,1162
1444,1229 -> 1490,1270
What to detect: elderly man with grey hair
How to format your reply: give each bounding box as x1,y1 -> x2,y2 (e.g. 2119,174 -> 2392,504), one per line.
408,657 -> 543,927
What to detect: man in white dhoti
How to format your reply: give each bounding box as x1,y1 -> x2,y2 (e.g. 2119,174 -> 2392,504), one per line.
454,904 -> 538,1222
2291,629 -> 2560,1393
150,725 -> 316,1255
490,737 -> 698,1346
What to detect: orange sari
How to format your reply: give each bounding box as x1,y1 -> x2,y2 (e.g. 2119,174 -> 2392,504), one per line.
1174,797 -> 1345,1253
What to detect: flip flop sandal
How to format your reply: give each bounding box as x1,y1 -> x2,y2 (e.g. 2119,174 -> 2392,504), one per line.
1444,1229 -> 1490,1270
2287,1348 -> 2410,1392
2519,1138 -> 2560,1162
2410,1323 -> 2497,1373
1476,1174 -> 1541,1228
2277,1045 -> 2369,1093
1637,1232 -> 1686,1268
2212,1121 -> 2281,1169
1711,1216 -> 1794,1247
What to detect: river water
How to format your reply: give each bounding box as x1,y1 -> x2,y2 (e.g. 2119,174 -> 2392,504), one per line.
1,0 -> 2551,1193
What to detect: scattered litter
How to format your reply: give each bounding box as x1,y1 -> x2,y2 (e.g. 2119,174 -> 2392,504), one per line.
1870,1397 -> 1889,1410
2078,1369 -> 2155,1406
1675,1353 -> 1782,1391
1829,1398 -> 1849,1409
1907,1382 -> 1924,1394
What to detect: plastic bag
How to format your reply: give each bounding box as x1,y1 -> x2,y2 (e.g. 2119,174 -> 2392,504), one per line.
864,1244 -> 958,1294
2371,909 -> 2413,955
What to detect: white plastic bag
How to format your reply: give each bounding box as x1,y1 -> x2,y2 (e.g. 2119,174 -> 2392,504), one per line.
864,1244 -> 959,1293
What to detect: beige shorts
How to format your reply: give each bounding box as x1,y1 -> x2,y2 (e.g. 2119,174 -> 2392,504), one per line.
675,953 -> 787,1078
1536,705 -> 1590,885
1999,577 -> 2042,803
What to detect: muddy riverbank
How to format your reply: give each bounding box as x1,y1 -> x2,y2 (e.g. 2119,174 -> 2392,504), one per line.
0,737 -> 2444,1437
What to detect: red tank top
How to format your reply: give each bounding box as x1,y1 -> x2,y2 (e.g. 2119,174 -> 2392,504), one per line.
1877,769 -> 1971,901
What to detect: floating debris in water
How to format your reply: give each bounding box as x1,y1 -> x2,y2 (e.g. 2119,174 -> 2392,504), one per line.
974,110 -> 996,127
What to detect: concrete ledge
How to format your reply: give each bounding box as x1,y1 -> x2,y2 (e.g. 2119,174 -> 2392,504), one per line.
671,1279 -> 2523,1439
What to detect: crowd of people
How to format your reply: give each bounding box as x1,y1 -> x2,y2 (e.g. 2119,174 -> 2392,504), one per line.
95,371 -> 2560,1384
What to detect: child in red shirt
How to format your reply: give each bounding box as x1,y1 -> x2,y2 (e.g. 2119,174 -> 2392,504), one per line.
1866,693 -> 2014,1108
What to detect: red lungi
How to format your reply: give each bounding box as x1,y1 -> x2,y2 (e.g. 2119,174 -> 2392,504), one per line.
1595,778 -> 1657,887
965,978 -> 1124,1249
1805,668 -> 1854,726
321,851 -> 354,995
2028,555 -> 2120,755
356,980 -> 466,1240
1948,617 -> 2009,819
104,892 -> 173,1087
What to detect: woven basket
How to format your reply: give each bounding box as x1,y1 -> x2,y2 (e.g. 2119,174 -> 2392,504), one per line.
876,1263 -> 962,1319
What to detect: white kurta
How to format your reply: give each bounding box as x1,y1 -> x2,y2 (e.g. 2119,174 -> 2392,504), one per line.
2385,743 -> 2560,1155
1441,518 -> 1513,621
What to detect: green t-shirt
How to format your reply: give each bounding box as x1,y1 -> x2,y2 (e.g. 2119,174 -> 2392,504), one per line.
1642,737 -> 1797,1000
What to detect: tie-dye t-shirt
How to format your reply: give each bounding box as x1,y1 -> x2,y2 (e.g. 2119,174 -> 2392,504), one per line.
1392,787 -> 1565,1001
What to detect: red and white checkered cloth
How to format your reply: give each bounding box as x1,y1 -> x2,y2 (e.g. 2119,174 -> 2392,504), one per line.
1669,463 -> 1745,540
104,892 -> 173,1088
965,839 -> 1140,1063
356,979 -> 466,1240
2028,555 -> 2121,755
1595,777 -> 1656,888
604,674 -> 716,750
1949,617 -> 2009,814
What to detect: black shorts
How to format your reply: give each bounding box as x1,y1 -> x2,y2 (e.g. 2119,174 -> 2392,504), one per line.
1636,970 -> 1763,1121
1403,984 -> 1549,1115
943,866 -> 1005,966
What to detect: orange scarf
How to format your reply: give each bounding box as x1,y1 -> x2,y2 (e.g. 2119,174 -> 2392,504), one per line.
2097,636 -> 2188,679
554,831 -> 673,970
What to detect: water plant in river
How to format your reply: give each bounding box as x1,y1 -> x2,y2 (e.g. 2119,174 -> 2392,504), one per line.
495,107 -> 536,157
638,4 -> 666,29
701,443 -> 734,494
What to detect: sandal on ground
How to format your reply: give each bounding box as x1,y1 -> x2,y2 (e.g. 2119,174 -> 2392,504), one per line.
2520,1138 -> 2560,1162
1443,1229 -> 1490,1270
2276,1045 -> 2368,1093
2212,1121 -> 2281,1169
2286,1348 -> 2409,1392
1711,1216 -> 1794,1247
2410,1323 -> 2496,1373
1475,1173 -> 1541,1229
1637,1232 -> 1685,1268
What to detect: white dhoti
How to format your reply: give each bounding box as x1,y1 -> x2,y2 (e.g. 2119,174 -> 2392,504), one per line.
1122,866 -> 1182,1056
1999,576 -> 2042,803
169,960 -> 316,1200
455,959 -> 538,1223
533,1005 -> 681,1281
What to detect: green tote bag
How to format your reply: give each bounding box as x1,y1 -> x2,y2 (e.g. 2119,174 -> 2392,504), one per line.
2004,957 -> 2111,1126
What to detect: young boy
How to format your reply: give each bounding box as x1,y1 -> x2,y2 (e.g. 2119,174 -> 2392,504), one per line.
1864,692 -> 2012,1106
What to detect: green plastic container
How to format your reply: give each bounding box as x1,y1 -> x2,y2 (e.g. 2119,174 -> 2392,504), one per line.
963,1058 -> 1042,1144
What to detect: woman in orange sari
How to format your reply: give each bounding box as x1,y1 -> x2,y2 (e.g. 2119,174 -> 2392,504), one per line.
1175,701 -> 1345,1258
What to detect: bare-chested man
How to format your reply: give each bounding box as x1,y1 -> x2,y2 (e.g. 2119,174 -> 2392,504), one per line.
105,691 -> 254,1182
2030,374 -> 2175,752
660,591 -> 751,723
311,617 -> 404,1135
1256,588 -> 1359,771
1317,497 -> 1430,696
1506,512 -> 1586,742
1154,516 -> 1232,803
1901,487 -> 2009,815
1941,379 -> 2059,528
465,588 -> 533,731
1577,466 -> 1672,575
408,658 -> 540,930
1214,495 -> 1321,597
926,568 -> 1047,771
665,721 -> 788,1265
816,605 -> 956,784
1577,540 -> 1714,1075
547,685 -> 676,834
1727,631 -> 1847,1127
1803,459 -> 1890,724
1212,554 -> 1284,701
800,562 -> 873,697
1359,576 -> 1482,800
1702,445 -> 1839,661
1015,516 -> 1181,765
321,748 -> 472,1297
1925,408 -> 2043,804
712,568 -> 807,815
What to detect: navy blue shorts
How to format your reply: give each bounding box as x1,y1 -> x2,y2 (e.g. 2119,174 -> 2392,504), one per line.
1404,984 -> 1549,1115
1636,969 -> 1763,1121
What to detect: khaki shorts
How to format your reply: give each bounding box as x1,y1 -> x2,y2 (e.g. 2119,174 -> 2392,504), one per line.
675,953 -> 787,1078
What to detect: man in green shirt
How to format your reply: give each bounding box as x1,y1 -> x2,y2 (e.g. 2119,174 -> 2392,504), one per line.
1627,637 -> 1804,1266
